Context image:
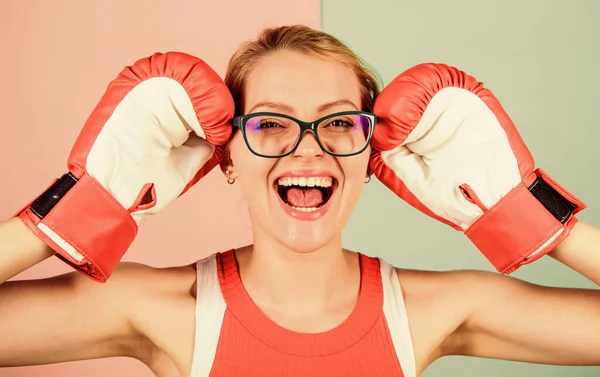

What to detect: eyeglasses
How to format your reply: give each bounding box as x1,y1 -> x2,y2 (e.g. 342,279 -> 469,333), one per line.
232,111 -> 376,158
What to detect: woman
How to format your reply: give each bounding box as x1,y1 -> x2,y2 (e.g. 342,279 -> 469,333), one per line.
1,25 -> 599,377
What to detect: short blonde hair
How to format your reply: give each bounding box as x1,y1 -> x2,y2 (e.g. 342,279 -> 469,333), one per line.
224,25 -> 381,116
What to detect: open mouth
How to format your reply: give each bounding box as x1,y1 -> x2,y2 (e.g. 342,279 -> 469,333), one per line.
274,176 -> 337,213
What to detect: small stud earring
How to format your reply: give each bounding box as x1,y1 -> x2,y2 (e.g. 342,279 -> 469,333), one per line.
226,170 -> 235,185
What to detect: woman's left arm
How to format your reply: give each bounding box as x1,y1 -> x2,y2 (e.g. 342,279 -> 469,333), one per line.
548,221 -> 600,285
442,221 -> 600,365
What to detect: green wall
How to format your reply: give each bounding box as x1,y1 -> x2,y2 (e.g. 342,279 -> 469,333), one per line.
324,0 -> 600,376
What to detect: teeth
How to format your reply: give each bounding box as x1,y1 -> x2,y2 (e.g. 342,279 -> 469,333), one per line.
277,176 -> 333,188
291,206 -> 319,212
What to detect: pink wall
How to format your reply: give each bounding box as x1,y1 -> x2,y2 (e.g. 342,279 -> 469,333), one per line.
0,1 -> 320,375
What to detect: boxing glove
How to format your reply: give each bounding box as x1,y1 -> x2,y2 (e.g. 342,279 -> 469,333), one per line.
15,52 -> 234,282
369,63 -> 585,274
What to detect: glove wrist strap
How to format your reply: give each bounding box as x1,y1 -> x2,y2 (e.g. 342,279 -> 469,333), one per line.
528,168 -> 583,224
29,173 -> 78,219
16,172 -> 138,282
466,168 -> 585,274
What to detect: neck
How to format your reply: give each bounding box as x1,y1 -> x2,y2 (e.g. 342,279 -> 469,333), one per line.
236,235 -> 360,317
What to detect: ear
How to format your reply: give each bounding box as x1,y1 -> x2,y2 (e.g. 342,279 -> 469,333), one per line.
219,146 -> 237,179
366,149 -> 375,179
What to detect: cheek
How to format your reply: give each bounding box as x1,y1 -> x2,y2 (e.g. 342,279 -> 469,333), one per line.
229,135 -> 275,199
339,151 -> 370,197
342,149 -> 370,181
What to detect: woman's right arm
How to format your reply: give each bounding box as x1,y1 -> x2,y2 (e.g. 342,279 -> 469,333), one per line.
0,51 -> 232,369
0,218 -> 151,367
0,218 -> 54,284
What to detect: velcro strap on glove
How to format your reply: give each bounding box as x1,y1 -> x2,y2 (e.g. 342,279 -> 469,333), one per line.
465,168 -> 585,274
17,173 -> 137,282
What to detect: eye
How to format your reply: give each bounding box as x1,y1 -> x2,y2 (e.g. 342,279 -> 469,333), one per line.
260,120 -> 284,129
326,118 -> 354,128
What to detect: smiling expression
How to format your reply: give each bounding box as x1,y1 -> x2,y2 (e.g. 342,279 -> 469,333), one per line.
226,50 -> 371,253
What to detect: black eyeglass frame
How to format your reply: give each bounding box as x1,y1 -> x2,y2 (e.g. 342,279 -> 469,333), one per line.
231,110 -> 377,158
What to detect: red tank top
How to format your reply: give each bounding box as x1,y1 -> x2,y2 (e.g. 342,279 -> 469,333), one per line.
190,250 -> 412,377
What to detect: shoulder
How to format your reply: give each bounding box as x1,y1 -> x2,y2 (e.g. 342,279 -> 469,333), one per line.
366,255 -> 516,309
68,260 -> 200,323
74,260 -> 199,297
64,260 -> 201,331
392,266 -> 524,308
95,260 -> 202,364
390,264 -> 520,322
383,261 -> 523,365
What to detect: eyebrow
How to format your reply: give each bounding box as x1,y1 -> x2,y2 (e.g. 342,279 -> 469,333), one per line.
317,99 -> 359,112
247,99 -> 359,114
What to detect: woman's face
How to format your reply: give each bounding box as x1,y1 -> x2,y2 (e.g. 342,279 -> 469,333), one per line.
226,50 -> 370,253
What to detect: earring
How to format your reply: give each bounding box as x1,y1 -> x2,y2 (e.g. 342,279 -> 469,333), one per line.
364,175 -> 371,184
226,170 -> 235,185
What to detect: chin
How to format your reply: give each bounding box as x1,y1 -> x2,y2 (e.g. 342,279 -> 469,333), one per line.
267,210 -> 347,255
279,237 -> 332,254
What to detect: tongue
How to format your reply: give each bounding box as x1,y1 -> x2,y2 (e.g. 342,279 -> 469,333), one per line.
286,188 -> 323,208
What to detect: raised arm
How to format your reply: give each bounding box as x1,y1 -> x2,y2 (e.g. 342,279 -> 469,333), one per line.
0,249 -> 151,367
0,50 -> 234,369
437,222 -> 600,366
0,218 -> 54,284
549,221 -> 600,285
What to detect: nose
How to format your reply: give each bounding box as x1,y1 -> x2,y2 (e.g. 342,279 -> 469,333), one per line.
292,130 -> 324,159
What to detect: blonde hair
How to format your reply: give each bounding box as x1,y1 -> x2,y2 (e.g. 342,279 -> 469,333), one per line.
224,25 -> 381,116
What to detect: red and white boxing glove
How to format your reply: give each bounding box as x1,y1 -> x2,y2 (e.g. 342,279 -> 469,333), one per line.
15,52 -> 234,282
369,63 -> 585,274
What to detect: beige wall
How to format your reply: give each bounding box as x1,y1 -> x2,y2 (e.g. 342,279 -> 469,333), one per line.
0,1 -> 319,376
